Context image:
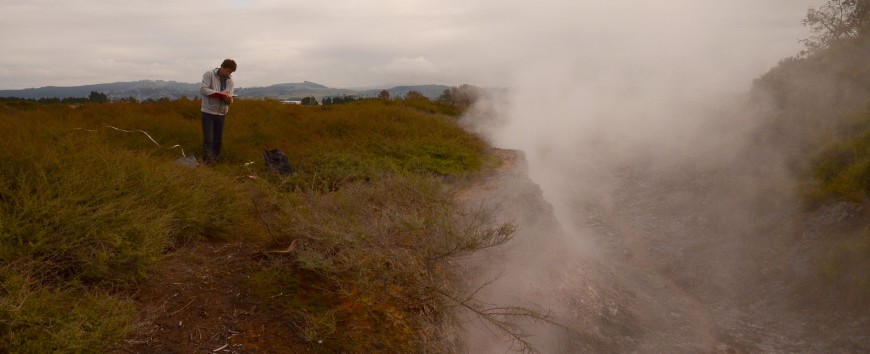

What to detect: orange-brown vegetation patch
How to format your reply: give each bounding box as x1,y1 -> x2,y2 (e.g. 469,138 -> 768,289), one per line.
112,240 -> 305,353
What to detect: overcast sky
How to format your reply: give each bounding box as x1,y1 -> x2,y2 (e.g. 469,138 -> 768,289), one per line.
0,0 -> 822,90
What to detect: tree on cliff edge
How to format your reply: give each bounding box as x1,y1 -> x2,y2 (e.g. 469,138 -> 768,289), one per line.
802,0 -> 870,53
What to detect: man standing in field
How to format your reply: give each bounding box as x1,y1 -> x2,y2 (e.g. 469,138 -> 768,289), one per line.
200,59 -> 236,165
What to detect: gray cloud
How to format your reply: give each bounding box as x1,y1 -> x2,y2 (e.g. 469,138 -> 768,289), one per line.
1,0 -> 820,89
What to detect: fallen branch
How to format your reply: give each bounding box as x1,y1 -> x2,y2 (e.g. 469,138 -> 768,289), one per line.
212,343 -> 228,352
427,286 -> 560,354
168,299 -> 196,317
265,239 -> 299,254
253,200 -> 277,243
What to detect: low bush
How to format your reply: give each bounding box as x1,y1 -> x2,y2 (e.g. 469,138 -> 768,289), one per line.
804,110 -> 870,203
250,175 -> 515,352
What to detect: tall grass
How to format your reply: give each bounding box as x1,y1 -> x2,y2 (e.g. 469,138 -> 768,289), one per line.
0,100 -> 253,351
226,99 -> 489,189
0,97 -> 499,351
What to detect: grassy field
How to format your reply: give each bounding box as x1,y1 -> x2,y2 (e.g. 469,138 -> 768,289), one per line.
0,97 -> 512,352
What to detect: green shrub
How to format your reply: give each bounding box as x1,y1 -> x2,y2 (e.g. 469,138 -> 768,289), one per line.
251,175 -> 514,352
806,112 -> 870,203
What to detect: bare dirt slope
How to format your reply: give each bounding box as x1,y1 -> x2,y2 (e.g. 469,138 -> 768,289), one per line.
457,149 -> 869,353
583,166 -> 870,353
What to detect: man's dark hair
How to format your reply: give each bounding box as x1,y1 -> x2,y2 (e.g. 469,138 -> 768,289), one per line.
221,59 -> 237,71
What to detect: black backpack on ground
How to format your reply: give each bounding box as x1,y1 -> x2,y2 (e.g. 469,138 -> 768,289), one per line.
264,149 -> 294,175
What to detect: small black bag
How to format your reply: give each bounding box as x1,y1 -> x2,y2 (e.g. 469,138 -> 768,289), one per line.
264,149 -> 294,175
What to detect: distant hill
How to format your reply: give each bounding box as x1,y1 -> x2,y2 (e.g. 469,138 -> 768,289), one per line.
0,80 -> 452,101
235,81 -> 356,100
0,80 -> 199,101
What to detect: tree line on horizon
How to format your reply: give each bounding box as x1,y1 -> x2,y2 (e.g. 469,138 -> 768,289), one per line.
0,91 -> 110,104
283,84 -> 484,107
0,83 -> 485,108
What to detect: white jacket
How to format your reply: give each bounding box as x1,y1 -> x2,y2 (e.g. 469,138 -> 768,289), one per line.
200,68 -> 234,115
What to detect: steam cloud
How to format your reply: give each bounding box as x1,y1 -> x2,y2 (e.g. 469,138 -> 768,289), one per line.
456,0 -> 823,352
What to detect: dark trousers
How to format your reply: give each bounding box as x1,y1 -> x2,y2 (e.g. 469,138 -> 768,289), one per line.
201,112 -> 226,162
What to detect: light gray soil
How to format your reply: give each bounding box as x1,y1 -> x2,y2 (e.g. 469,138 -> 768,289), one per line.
457,149 -> 869,353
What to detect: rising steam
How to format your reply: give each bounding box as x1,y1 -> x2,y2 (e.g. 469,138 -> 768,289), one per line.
455,1 -> 822,352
